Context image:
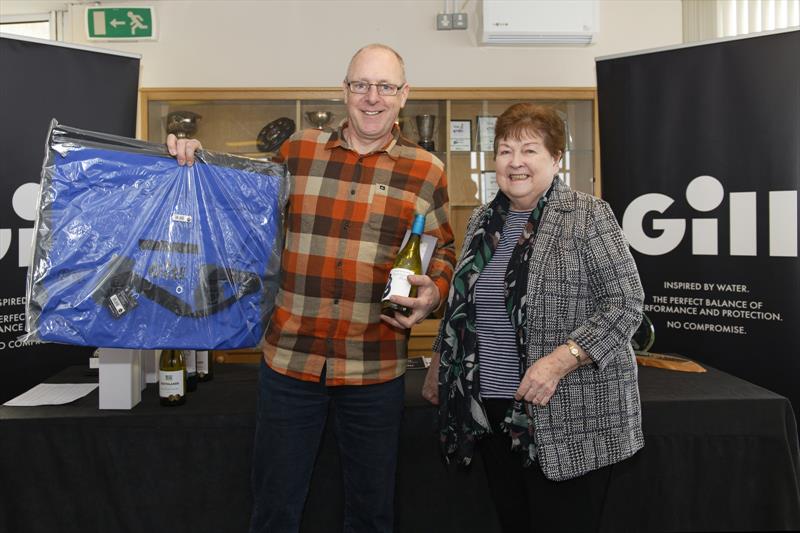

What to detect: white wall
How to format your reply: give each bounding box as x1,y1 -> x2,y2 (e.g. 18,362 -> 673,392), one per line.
2,0 -> 682,88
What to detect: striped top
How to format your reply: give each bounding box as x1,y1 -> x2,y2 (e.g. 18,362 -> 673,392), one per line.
475,209 -> 532,398
263,124 -> 455,386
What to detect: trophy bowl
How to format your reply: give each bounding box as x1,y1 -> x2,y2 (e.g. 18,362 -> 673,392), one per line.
305,110 -> 334,130
166,110 -> 201,138
415,114 -> 436,151
631,313 -> 656,353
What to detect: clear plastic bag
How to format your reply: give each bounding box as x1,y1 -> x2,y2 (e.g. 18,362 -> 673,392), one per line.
23,120 -> 288,349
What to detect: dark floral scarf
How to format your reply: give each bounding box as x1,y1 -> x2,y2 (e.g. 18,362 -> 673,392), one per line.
438,185 -> 551,466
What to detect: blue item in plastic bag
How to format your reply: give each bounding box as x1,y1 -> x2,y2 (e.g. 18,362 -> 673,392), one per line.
24,121 -> 287,349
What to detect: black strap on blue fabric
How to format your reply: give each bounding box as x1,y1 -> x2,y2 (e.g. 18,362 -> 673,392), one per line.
94,256 -> 261,319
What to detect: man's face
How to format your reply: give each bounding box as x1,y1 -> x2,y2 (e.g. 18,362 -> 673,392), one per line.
343,48 -> 409,148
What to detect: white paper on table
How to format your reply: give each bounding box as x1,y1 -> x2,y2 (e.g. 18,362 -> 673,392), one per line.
3,383 -> 98,406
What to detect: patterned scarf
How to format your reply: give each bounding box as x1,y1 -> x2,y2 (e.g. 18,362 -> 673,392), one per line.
438,185 -> 551,466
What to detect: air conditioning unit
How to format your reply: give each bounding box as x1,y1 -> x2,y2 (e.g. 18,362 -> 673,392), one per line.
481,0 -> 598,46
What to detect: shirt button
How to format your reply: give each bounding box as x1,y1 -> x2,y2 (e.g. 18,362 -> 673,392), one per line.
333,299 -> 339,305
350,189 -> 356,195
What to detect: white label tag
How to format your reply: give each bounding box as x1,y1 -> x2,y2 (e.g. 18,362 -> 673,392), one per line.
171,213 -> 192,223
196,351 -> 209,374
183,350 -> 196,373
159,370 -> 185,397
382,268 -> 414,301
109,293 -> 126,315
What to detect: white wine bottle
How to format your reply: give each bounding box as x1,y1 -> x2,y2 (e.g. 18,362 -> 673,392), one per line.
196,350 -> 214,382
159,349 -> 186,406
184,349 -> 198,392
381,213 -> 425,317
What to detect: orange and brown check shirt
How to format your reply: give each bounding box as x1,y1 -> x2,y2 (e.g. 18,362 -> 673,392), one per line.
263,123 -> 455,385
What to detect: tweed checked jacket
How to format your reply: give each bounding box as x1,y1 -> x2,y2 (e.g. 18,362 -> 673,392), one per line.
436,177 -> 645,481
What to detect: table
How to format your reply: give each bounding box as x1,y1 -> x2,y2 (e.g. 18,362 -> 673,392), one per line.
1,363 -> 799,533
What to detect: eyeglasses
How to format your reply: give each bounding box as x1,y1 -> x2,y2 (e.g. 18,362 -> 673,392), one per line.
345,80 -> 406,96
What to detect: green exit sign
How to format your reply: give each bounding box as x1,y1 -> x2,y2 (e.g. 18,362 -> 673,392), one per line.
87,7 -> 156,40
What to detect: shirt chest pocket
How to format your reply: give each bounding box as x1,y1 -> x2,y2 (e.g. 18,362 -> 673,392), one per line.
366,178 -> 424,242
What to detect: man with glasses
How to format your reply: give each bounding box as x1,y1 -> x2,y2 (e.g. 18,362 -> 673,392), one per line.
169,43 -> 454,533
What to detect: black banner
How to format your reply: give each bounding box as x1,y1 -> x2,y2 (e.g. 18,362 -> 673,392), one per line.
597,30 -> 800,421
0,35 -> 139,402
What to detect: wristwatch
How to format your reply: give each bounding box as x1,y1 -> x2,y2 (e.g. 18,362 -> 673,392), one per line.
566,339 -> 582,364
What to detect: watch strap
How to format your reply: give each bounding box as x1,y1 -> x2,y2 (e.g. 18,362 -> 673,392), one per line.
566,339 -> 582,364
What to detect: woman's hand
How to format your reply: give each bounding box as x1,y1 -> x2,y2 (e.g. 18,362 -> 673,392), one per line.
166,133 -> 202,166
421,354 -> 440,405
514,346 -> 578,406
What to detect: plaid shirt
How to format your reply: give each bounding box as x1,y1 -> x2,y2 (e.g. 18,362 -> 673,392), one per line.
263,123 -> 455,385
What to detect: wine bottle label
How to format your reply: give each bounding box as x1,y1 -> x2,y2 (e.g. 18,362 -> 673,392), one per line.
382,268 -> 414,301
184,350 -> 196,373
159,370 -> 185,397
196,351 -> 209,374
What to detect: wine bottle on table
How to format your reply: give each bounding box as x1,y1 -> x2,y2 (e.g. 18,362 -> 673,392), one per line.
159,349 -> 186,407
184,349 -> 198,392
196,350 -> 214,382
381,213 -> 425,318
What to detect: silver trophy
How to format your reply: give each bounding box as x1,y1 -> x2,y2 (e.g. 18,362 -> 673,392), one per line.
415,114 -> 436,151
166,110 -> 201,138
305,110 -> 334,130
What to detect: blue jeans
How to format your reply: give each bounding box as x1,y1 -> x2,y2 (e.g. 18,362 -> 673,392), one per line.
249,360 -> 405,533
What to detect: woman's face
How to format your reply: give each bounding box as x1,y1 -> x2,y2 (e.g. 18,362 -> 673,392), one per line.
494,131 -> 561,211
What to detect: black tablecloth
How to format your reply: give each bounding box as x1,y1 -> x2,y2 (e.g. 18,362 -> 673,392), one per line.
1,363 -> 799,533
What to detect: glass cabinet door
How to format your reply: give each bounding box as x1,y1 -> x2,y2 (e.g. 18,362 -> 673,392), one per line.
398,100 -> 448,160
146,99 -> 296,159
445,97 -> 594,250
299,99 -> 347,132
448,99 -> 594,198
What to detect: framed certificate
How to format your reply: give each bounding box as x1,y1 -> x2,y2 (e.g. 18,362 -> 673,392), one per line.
476,115 -> 497,152
481,171 -> 499,203
449,119 -> 472,152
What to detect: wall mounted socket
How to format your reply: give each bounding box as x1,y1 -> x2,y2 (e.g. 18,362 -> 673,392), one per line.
452,13 -> 468,30
436,13 -> 453,30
